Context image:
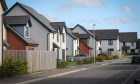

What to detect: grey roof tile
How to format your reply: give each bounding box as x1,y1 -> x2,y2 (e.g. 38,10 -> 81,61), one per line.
50,22 -> 67,34
10,2 -> 56,32
89,29 -> 119,40
4,15 -> 32,26
119,32 -> 137,42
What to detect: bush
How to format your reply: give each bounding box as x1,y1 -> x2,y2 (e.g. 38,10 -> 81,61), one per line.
57,59 -> 68,69
126,53 -> 140,55
83,57 -> 94,64
112,55 -> 119,59
95,56 -> 105,62
0,59 -> 27,78
76,60 -> 83,65
105,56 -> 113,60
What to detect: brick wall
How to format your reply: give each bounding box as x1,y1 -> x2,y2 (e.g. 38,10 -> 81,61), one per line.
7,28 -> 27,50
79,41 -> 91,56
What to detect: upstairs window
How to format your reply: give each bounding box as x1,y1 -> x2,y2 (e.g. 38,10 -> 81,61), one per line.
57,33 -> 59,42
24,26 -> 29,38
108,40 -> 113,45
62,33 -> 65,42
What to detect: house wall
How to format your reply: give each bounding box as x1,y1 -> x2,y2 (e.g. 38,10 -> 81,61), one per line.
79,41 -> 90,56
66,34 -> 73,56
73,38 -> 79,56
7,28 -> 27,50
49,27 -> 67,60
72,26 -> 87,34
72,26 -> 95,56
120,42 -> 137,53
12,26 -> 24,37
6,5 -> 50,50
96,41 -> 101,55
0,3 -> 3,65
100,40 -> 119,52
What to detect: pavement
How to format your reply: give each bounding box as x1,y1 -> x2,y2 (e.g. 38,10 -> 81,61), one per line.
0,57 -> 139,84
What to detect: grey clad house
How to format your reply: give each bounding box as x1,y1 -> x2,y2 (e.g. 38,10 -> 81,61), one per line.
4,2 -> 56,50
119,32 -> 138,53
66,28 -> 79,57
71,24 -> 95,56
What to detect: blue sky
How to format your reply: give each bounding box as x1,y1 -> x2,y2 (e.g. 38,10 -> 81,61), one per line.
7,0 -> 140,38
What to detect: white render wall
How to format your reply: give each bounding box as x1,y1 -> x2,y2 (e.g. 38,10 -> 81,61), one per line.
49,27 -> 67,60
120,42 -> 137,53
73,38 -> 79,56
100,39 -> 120,51
0,3 -> 3,65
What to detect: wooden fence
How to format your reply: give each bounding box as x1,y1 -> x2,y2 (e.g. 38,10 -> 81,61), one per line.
3,50 -> 57,73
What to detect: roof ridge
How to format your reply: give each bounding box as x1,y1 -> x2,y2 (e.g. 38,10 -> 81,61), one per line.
13,2 -> 56,32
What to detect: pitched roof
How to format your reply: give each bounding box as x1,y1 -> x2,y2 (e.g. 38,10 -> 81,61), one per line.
5,2 -> 56,32
89,29 -> 119,40
67,28 -> 76,39
73,24 -> 94,37
50,22 -> 67,33
4,15 -> 32,26
78,34 -> 90,39
7,25 -> 38,45
0,0 -> 8,11
119,32 -> 137,42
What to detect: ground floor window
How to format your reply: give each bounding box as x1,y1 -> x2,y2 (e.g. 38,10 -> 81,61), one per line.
108,49 -> 114,55
62,49 -> 65,60
130,49 -> 135,53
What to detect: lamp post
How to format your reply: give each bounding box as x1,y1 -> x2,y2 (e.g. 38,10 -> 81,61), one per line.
93,24 -> 96,63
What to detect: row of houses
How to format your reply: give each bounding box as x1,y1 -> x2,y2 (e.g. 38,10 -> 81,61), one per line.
0,1 -> 139,65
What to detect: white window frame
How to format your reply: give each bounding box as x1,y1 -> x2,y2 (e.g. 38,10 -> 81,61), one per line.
24,26 -> 30,38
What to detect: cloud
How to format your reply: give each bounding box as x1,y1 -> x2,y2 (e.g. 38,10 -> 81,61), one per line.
121,6 -> 133,13
102,16 -> 132,24
59,0 -> 105,10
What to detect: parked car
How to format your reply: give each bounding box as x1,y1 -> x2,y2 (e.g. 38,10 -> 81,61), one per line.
66,56 -> 75,62
131,55 -> 140,64
74,54 -> 88,60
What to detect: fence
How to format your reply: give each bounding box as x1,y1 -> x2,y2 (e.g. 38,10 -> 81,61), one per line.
3,50 -> 57,73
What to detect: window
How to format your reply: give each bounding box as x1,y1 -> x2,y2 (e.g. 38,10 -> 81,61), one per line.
27,47 -> 34,50
131,42 -> 134,46
108,49 -> 114,51
130,49 -> 135,53
123,42 -> 125,46
53,33 -> 54,39
57,33 -> 59,42
24,27 -> 29,38
108,40 -> 113,45
62,34 -> 65,42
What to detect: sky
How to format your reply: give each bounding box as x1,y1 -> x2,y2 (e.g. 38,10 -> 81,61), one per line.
6,0 -> 140,38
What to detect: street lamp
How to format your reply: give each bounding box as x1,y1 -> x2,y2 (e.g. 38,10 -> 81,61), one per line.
93,24 -> 96,63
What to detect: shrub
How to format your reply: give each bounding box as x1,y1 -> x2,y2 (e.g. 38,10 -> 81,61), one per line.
95,56 -> 105,62
57,59 -> 68,69
76,60 -> 83,65
83,57 -> 94,64
0,58 -> 27,78
112,55 -> 119,59
105,56 -> 113,60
